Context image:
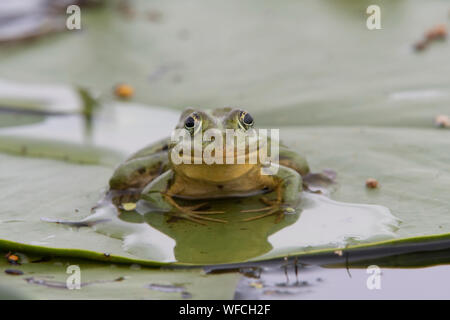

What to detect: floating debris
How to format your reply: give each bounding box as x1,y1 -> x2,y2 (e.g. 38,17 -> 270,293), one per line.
5,252 -> 20,265
276,280 -> 309,287
366,178 -> 379,189
249,281 -> 264,289
5,269 -> 24,276
239,267 -> 262,279
114,84 -> 134,99
285,207 -> 295,214
434,115 -> 450,128
425,24 -> 447,41
414,23 -> 447,51
121,202 -> 137,211
117,0 -> 136,19
146,9 -> 163,23
414,39 -> 428,51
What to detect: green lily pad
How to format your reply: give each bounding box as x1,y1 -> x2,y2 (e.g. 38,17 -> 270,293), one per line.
0,1 -> 449,303
0,255 -> 239,299
0,113 -> 44,129
0,115 -> 448,266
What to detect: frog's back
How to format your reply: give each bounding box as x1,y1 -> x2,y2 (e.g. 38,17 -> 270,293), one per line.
109,137 -> 170,190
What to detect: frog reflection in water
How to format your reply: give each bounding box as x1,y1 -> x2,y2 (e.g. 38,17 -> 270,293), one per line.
107,107 -> 310,224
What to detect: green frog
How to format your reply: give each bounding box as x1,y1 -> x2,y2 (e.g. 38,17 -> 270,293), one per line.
106,107 -> 310,224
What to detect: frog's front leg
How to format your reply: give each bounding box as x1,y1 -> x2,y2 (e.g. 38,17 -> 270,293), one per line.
242,165 -> 302,221
140,170 -> 227,225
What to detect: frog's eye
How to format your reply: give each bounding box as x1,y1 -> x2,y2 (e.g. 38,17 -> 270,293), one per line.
185,116 -> 195,129
238,111 -> 254,130
184,113 -> 201,135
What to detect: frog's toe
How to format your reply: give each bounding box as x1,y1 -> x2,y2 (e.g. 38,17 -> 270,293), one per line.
260,196 -> 277,206
184,202 -> 225,215
173,213 -> 206,225
242,207 -> 281,222
172,210 -> 227,224
183,202 -> 210,211
240,206 -> 274,213
240,196 -> 281,214
189,213 -> 227,223
163,195 -> 227,224
240,197 -> 287,222
191,210 -> 225,215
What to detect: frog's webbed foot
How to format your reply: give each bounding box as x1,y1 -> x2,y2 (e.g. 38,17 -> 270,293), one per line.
241,182 -> 292,222
163,194 -> 227,225
240,196 -> 284,222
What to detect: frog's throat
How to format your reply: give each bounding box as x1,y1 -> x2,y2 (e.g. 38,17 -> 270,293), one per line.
173,162 -> 260,183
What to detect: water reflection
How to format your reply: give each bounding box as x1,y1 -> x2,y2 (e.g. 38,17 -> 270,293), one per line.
140,197 -> 301,264
83,191 -> 400,265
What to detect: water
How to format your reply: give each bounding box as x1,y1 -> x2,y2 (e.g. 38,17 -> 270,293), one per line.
0,90 -> 178,155
49,190 -> 400,265
235,264 -> 450,299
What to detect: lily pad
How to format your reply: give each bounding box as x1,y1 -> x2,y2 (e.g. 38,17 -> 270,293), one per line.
0,107 -> 449,266
0,255 -> 239,299
0,0 -> 449,302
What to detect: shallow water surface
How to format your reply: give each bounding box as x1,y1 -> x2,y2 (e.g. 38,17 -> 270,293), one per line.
235,264 -> 450,299
74,191 -> 400,265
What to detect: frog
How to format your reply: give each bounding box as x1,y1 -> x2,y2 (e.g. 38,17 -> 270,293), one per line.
105,107 -> 310,224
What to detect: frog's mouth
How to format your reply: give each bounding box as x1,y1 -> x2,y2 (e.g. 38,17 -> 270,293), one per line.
173,135 -> 268,165
172,140 -> 267,182
186,148 -> 263,165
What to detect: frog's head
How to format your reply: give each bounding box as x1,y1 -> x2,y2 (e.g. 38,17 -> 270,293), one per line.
169,107 -> 264,183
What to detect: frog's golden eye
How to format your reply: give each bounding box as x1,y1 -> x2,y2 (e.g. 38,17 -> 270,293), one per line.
238,111 -> 254,130
184,113 -> 201,135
